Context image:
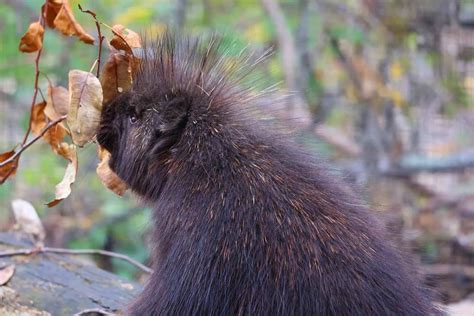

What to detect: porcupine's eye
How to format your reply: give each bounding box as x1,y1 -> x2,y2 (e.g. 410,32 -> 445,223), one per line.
128,107 -> 138,124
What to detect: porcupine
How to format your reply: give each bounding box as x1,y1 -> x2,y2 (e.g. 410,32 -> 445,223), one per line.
97,32 -> 436,315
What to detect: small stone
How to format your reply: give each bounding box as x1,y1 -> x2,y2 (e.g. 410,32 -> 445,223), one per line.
120,283 -> 134,290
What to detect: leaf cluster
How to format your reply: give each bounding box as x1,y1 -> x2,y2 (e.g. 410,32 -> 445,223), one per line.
1,0 -> 143,206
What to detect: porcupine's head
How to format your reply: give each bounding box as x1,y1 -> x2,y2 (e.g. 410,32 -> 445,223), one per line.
97,32 -> 269,199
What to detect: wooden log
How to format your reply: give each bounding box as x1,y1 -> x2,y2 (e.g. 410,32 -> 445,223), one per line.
0,232 -> 142,315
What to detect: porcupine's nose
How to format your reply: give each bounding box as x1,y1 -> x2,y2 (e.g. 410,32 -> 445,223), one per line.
97,104 -> 118,153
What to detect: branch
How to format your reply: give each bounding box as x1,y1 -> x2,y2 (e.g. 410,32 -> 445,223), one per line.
327,33 -> 364,94
314,124 -> 361,156
422,264 -> 474,279
0,115 -> 67,169
0,246 -> 153,274
261,0 -> 297,92
316,0 -> 394,41
296,0 -> 312,93
382,149 -> 474,177
174,0 -> 188,31
78,4 -> 104,77
261,0 -> 311,126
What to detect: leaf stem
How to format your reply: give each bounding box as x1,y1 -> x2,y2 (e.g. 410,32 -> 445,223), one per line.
21,48 -> 43,145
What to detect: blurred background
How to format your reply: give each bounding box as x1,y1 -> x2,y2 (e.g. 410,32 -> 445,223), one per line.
1,0 -> 474,307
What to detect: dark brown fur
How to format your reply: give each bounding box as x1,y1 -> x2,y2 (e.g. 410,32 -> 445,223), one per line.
97,33 -> 437,315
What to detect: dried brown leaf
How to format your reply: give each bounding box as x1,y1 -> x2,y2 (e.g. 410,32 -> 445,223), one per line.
96,146 -> 128,196
47,143 -> 78,207
0,151 -> 18,183
31,101 -> 48,135
11,199 -> 46,242
0,265 -> 15,286
45,124 -> 69,153
67,70 -> 103,146
19,21 -> 44,53
46,85 -> 70,121
110,24 -> 141,54
43,0 -> 63,28
53,0 -> 94,44
31,101 -> 68,151
55,141 -> 75,161
100,53 -> 133,105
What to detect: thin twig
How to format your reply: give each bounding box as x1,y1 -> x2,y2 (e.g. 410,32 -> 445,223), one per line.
78,4 -> 104,77
0,246 -> 153,274
97,34 -> 104,76
46,247 -> 153,274
38,87 -> 46,103
21,48 -> 43,145
89,59 -> 98,74
76,59 -> 98,108
76,9 -> 134,58
0,249 -> 33,257
0,115 -> 67,168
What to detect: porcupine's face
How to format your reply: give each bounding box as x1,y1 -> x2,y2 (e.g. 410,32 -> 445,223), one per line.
97,88 -> 190,197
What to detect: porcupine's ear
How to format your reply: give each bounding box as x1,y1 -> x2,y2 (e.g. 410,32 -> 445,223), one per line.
150,94 -> 190,158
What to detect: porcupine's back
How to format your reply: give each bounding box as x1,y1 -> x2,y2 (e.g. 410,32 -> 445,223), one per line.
98,33 -> 437,315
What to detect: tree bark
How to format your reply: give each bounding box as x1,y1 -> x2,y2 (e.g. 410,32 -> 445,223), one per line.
0,232 -> 142,315
261,0 -> 311,126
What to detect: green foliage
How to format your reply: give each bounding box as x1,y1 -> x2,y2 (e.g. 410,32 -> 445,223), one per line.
0,4 -> 35,88
443,71 -> 471,115
328,26 -> 366,45
421,241 -> 438,263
